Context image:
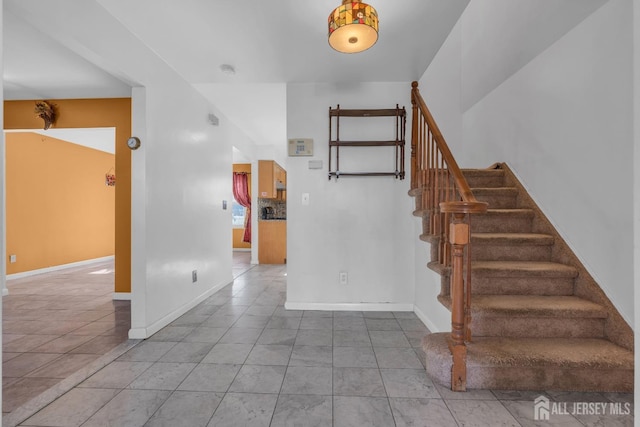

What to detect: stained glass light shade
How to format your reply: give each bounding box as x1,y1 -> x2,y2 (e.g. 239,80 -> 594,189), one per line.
328,0 -> 378,53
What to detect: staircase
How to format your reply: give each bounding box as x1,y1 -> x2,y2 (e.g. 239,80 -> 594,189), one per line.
415,163 -> 634,392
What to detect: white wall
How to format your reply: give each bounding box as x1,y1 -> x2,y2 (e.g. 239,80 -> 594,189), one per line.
460,0 -> 608,111
413,232 -> 450,332
632,0 -> 640,407
285,82 -> 415,311
418,0 -> 635,329
130,81 -> 236,337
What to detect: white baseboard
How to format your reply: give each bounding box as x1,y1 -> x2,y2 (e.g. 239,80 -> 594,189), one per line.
112,292 -> 131,301
284,302 -> 414,312
232,248 -> 251,252
6,256 -> 115,280
128,280 -> 231,339
413,304 -> 440,333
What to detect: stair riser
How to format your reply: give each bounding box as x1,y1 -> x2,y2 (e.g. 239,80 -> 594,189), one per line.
466,367 -> 633,392
428,240 -> 439,263
472,216 -> 533,233
421,216 -> 435,237
416,211 -> 539,238
423,333 -> 633,392
438,274 -> 576,296
412,192 -> 423,216
472,317 -> 605,339
467,277 -> 575,296
473,194 -> 518,209
463,174 -> 505,188
425,357 -> 633,393
471,245 -> 551,262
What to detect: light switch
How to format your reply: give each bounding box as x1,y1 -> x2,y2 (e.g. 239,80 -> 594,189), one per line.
302,193 -> 310,206
309,160 -> 323,169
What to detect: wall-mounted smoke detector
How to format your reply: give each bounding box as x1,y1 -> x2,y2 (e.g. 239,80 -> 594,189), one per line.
220,64 -> 236,75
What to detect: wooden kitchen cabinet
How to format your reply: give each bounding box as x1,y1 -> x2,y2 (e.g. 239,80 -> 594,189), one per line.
258,160 -> 286,199
258,221 -> 286,264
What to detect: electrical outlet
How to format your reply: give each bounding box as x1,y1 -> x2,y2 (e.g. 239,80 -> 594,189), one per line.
9,254 -> 16,263
192,270 -> 198,283
339,271 -> 348,285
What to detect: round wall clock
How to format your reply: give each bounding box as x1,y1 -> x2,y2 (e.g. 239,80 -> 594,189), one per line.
127,137 -> 141,150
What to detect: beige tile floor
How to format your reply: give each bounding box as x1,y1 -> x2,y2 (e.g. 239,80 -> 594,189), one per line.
3,253 -> 635,426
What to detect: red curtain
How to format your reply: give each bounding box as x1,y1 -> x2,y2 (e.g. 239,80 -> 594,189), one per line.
232,172 -> 251,243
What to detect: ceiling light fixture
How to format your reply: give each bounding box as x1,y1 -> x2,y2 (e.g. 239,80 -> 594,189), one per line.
220,64 -> 236,75
328,0 -> 378,54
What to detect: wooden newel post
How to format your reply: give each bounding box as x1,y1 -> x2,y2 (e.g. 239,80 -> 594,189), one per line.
449,212 -> 469,391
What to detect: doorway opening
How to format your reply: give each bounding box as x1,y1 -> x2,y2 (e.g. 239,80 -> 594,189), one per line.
2,127 -> 129,414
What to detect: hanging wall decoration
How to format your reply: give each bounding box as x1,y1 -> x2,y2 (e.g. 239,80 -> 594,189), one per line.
105,168 -> 116,187
34,100 -> 57,130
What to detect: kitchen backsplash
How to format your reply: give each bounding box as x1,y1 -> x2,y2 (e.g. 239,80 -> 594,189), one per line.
258,198 -> 286,219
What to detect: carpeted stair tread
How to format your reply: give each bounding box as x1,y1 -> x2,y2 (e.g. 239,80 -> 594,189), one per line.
471,233 -> 554,245
461,168 -> 504,176
424,333 -> 633,369
484,208 -> 534,216
478,208 -> 535,225
422,233 -> 554,246
427,260 -> 577,278
471,187 -> 518,195
471,260 -> 578,277
467,337 -> 633,369
408,187 -> 423,197
420,234 -> 439,244
441,295 -> 607,318
461,169 -> 505,187
473,209 -> 535,233
413,209 -> 428,217
475,295 -> 607,318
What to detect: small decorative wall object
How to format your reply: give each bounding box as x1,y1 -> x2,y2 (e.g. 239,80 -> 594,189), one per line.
34,100 -> 57,130
105,168 -> 116,187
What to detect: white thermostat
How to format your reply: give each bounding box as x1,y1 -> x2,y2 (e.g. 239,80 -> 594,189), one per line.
288,138 -> 313,156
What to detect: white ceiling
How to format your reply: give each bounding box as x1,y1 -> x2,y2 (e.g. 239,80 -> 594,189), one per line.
3,8 -> 132,100
3,0 -> 470,153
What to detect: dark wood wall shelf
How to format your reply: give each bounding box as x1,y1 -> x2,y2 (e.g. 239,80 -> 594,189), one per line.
328,104 -> 406,180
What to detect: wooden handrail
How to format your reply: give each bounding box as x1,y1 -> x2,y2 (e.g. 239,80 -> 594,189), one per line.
411,82 -> 480,205
410,81 -> 487,391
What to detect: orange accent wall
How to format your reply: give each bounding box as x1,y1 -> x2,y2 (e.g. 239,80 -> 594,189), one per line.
233,163 -> 252,249
6,133 -> 115,273
4,98 -> 131,292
